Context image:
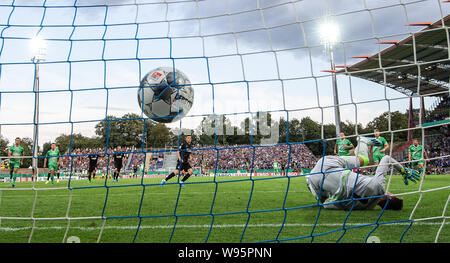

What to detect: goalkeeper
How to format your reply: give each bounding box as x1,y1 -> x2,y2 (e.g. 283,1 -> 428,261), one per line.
306,137 -> 420,210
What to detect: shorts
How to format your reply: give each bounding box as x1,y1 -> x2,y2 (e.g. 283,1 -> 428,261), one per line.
176,160 -> 192,173
88,165 -> 97,173
411,160 -> 424,167
48,164 -> 58,172
114,164 -> 122,172
373,154 -> 385,163
10,160 -> 20,169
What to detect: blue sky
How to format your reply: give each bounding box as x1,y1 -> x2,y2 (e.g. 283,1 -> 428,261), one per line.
0,0 -> 448,146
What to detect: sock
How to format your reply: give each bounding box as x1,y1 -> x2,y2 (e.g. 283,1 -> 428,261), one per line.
47,173 -> 51,181
12,173 -> 17,185
51,174 -> 54,183
181,173 -> 191,182
10,170 -> 13,179
165,172 -> 176,181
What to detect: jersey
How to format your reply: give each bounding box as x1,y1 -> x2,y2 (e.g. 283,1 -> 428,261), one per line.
89,154 -> 99,167
336,139 -> 353,156
113,153 -> 125,168
306,155 -> 402,210
46,149 -> 60,168
409,144 -> 423,160
372,136 -> 387,156
9,145 -> 24,161
9,145 -> 24,168
273,162 -> 279,169
179,142 -> 193,163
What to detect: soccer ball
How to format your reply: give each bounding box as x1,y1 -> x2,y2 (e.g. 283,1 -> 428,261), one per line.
137,67 -> 194,123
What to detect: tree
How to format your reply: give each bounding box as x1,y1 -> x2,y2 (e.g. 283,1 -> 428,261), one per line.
0,135 -> 9,157
298,117 -> 323,156
95,113 -> 156,148
366,111 -> 409,142
147,123 -> 171,148
54,133 -> 103,153
18,137 -> 34,168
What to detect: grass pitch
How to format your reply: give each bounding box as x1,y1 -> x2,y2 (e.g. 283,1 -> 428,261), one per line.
0,174 -> 448,243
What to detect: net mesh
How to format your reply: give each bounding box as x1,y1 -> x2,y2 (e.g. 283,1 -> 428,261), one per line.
0,0 -> 449,243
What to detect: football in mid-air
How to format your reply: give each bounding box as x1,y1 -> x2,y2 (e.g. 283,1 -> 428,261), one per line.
137,67 -> 194,123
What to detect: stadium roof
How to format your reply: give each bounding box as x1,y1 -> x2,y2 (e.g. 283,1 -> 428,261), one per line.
340,15 -> 449,97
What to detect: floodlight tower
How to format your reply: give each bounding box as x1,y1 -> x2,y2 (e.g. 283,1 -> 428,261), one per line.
30,36 -> 47,181
320,22 -> 342,137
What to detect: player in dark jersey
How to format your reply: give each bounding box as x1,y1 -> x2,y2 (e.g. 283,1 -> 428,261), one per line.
111,146 -> 126,183
88,149 -> 101,183
160,135 -> 193,187
132,164 -> 138,178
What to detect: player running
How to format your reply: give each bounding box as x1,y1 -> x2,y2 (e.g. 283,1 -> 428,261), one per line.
111,146 -> 125,183
372,129 -> 389,165
8,137 -> 24,187
160,135 -> 194,187
334,132 -> 354,156
306,137 -> 420,210
408,139 -> 429,174
88,149 -> 101,183
44,143 -> 62,185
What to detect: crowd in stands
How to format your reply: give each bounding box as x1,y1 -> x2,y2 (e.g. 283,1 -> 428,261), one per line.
189,144 -> 317,173
60,147 -> 133,173
425,134 -> 450,174
426,96 -> 449,123
57,134 -> 448,176
58,143 -> 318,174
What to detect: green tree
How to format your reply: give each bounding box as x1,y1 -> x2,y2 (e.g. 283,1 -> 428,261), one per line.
0,135 -> 9,157
19,137 -> 34,168
95,113 -> 156,148
297,117 -> 323,156
147,123 -> 171,148
366,111 -> 409,142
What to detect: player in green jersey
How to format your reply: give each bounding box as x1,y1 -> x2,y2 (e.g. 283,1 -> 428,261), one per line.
44,143 -> 62,185
334,132 -> 354,156
408,139 -> 429,174
372,129 -> 389,165
8,137 -> 24,187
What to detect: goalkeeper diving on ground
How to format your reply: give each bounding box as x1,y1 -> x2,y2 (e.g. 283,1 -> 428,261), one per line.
306,136 -> 421,211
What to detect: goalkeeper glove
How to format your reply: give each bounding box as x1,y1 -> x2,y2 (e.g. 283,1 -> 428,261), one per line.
401,168 -> 421,185
365,137 -> 383,147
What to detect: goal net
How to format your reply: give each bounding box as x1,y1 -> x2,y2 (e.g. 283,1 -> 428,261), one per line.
0,0 -> 448,243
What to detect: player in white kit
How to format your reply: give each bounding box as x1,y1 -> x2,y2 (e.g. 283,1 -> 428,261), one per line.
306,137 -> 420,210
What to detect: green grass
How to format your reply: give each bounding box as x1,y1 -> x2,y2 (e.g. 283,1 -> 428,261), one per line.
0,174 -> 448,243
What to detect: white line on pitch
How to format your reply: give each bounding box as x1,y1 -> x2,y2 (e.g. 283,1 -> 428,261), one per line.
0,221 -> 448,232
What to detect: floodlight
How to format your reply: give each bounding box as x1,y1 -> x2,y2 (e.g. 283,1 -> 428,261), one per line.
30,36 -> 47,61
320,22 -> 340,47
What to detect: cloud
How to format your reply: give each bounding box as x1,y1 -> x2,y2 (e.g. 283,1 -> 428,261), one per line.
165,0 -> 446,65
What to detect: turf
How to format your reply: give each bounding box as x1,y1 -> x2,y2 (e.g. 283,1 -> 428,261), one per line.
0,174 -> 448,243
